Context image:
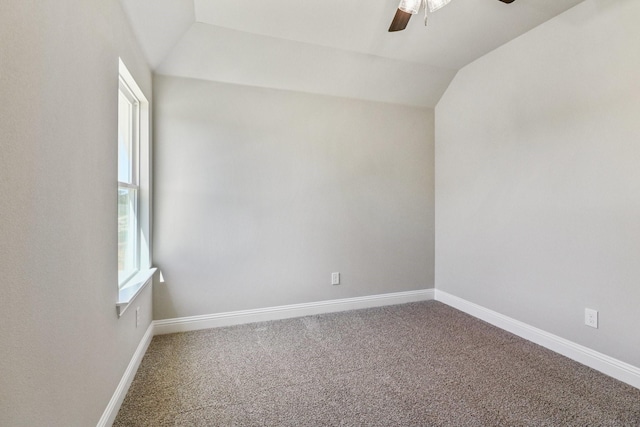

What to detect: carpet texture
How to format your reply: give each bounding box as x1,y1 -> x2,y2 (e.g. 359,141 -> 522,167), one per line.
114,301 -> 640,426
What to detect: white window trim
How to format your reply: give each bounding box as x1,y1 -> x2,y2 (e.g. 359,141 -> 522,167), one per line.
117,58 -> 154,317
117,268 -> 157,317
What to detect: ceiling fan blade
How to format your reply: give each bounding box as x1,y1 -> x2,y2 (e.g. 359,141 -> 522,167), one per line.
388,8 -> 412,32
498,0 -> 516,3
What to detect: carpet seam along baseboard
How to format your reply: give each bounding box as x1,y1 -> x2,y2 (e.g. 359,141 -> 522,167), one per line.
99,288 -> 640,426
153,289 -> 435,335
434,290 -> 640,390
97,322 -> 154,427
114,300 -> 640,425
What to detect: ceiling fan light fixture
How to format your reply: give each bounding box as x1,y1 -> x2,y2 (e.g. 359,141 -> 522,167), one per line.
426,0 -> 452,13
398,0 -> 422,15
389,0 -> 515,33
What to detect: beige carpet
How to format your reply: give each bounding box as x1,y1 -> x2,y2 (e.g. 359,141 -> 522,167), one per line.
114,301 -> 640,426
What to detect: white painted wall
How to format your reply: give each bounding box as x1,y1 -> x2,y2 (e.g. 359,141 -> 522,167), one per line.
0,1 -> 152,425
156,23 -> 455,108
435,0 -> 640,368
153,75 -> 435,320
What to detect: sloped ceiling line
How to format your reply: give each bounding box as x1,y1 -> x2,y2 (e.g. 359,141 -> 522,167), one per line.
119,0 -> 585,107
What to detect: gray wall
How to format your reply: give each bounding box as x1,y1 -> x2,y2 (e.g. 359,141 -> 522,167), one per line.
0,1 -> 153,425
435,0 -> 640,368
153,75 -> 435,320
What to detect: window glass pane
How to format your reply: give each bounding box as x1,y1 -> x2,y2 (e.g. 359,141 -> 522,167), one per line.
118,90 -> 133,184
118,186 -> 138,285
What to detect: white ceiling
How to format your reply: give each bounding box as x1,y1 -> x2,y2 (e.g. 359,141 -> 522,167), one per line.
120,0 -> 585,107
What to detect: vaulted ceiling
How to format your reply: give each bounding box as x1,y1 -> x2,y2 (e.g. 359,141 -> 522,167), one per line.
120,0 -> 585,107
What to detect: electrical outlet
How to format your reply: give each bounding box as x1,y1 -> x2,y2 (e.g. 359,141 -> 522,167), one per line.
585,308 -> 598,329
331,272 -> 340,285
136,307 -> 140,328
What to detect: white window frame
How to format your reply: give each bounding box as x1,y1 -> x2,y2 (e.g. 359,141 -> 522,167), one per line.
116,58 -> 155,317
118,78 -> 140,286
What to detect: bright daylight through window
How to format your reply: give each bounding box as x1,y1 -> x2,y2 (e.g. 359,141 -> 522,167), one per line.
118,78 -> 140,287
117,59 -> 154,316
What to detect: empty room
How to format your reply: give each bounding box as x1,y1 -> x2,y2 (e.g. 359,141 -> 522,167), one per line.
1,0 -> 639,425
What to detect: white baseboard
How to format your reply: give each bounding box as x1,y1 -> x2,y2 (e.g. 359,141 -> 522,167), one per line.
97,322 -> 155,427
154,289 -> 435,335
99,287 -> 639,426
97,289 -> 433,425
435,290 -> 640,390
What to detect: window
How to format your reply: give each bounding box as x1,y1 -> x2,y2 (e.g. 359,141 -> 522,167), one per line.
117,59 -> 154,316
118,77 -> 140,286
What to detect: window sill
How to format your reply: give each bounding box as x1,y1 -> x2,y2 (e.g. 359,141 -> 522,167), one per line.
117,268 -> 157,317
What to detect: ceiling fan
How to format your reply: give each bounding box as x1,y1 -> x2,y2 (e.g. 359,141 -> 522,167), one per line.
389,0 -> 516,32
